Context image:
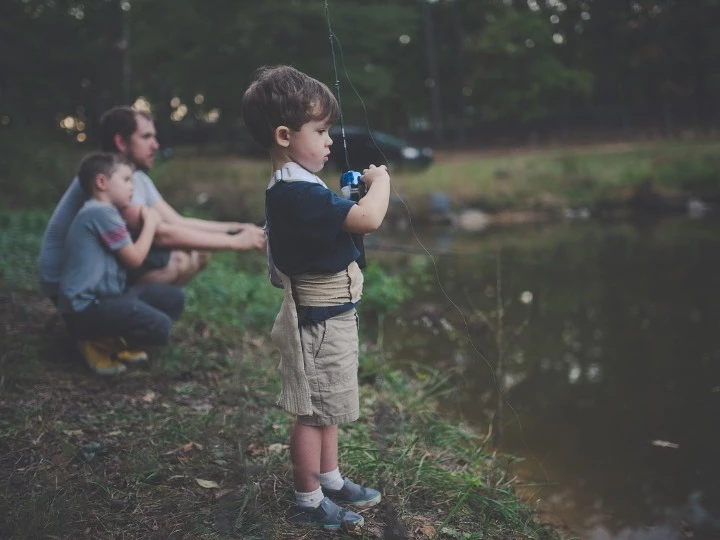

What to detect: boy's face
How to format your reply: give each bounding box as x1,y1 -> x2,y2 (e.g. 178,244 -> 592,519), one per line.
287,116 -> 333,173
125,115 -> 159,171
103,163 -> 135,209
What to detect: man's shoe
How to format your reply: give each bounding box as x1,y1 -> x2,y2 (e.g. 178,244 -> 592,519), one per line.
115,338 -> 148,363
290,497 -> 364,535
78,341 -> 127,376
323,478 -> 381,509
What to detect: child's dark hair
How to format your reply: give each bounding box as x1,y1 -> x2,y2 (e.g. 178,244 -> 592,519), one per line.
99,106 -> 153,152
241,65 -> 339,149
77,152 -> 133,197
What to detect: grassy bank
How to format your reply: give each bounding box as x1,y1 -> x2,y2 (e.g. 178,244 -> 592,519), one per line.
0,211 -> 560,539
144,140 -> 720,225
3,140 -> 718,221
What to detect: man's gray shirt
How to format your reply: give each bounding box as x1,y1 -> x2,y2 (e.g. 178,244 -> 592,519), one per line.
38,170 -> 162,297
58,200 -> 132,313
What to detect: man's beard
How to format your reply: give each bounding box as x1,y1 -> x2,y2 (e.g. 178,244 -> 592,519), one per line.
131,158 -> 151,173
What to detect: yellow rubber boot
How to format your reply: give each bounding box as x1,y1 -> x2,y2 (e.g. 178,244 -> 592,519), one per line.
78,340 -> 127,375
115,338 -> 148,363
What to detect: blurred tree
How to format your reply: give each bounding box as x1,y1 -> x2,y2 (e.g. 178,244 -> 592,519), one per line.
2,0 -> 720,163
128,0 -> 419,138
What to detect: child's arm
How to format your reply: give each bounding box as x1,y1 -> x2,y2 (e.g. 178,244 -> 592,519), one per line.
115,206 -> 161,268
343,165 -> 391,234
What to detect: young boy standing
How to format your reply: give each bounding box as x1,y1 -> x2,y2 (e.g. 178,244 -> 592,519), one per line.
58,153 -> 185,375
242,65 -> 390,534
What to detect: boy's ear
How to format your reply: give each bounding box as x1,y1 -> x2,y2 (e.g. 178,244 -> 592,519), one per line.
113,133 -> 128,154
95,173 -> 109,193
274,126 -> 291,148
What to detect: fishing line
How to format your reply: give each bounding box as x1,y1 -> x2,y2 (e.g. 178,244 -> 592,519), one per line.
323,0 -> 550,487
324,2 -> 351,171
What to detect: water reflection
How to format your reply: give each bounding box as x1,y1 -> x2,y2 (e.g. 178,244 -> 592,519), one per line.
369,218 -> 720,540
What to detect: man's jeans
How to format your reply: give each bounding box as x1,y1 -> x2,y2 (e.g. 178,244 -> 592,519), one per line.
63,283 -> 184,347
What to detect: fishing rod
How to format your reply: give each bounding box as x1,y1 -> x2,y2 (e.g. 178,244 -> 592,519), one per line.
324,0 -> 368,268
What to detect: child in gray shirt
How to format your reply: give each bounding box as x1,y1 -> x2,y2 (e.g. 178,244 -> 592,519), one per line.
59,153 -> 184,375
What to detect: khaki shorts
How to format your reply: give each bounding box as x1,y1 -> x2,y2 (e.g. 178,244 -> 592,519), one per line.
297,308 -> 359,426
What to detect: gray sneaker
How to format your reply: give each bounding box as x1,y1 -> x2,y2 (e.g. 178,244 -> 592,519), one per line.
323,478 -> 382,509
290,497 -> 365,535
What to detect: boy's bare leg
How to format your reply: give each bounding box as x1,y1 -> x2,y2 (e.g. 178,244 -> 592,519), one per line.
320,424 -> 339,474
137,250 -> 209,286
291,422 -> 323,492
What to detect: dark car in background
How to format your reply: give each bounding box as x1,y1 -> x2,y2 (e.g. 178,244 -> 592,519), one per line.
328,125 -> 433,172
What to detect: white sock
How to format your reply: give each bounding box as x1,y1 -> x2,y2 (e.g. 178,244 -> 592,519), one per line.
319,467 -> 345,491
295,486 -> 324,509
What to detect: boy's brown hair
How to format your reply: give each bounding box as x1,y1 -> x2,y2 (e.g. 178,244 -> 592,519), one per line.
77,152 -> 133,198
241,65 -> 339,150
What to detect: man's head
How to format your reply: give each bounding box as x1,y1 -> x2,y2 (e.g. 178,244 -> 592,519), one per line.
99,106 -> 159,171
241,65 -> 339,151
77,152 -> 135,209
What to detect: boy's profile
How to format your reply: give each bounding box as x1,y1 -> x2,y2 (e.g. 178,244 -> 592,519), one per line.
242,65 -> 391,534
58,152 -> 184,375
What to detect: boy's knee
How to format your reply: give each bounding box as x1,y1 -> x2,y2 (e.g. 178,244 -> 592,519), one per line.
167,287 -> 185,320
152,314 -> 174,345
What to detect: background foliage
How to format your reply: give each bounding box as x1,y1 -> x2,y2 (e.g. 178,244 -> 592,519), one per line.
2,0 -> 719,200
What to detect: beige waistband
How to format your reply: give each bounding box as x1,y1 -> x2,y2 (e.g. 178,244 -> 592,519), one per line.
291,261 -> 363,306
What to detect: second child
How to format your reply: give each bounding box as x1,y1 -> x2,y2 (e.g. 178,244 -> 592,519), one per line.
58,152 -> 185,375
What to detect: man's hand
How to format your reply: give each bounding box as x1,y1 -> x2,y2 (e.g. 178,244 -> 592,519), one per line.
230,224 -> 266,251
227,222 -> 257,234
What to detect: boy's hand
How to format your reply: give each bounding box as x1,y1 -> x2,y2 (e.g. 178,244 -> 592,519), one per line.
360,164 -> 390,188
140,205 -> 161,228
230,224 -> 266,251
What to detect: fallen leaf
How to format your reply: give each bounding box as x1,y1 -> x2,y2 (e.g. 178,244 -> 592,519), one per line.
164,441 -> 203,455
651,439 -> 679,449
268,443 -> 289,454
196,478 -> 220,489
51,455 -> 71,468
190,402 -> 213,412
246,442 -> 266,457
142,391 -> 158,403
416,524 -> 436,537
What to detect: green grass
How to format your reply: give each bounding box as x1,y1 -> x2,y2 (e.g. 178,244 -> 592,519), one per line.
5,139 -> 720,220
388,141 -> 720,211
0,210 -> 562,539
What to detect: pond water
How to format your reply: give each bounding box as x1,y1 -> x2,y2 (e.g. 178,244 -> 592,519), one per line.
369,217 -> 720,540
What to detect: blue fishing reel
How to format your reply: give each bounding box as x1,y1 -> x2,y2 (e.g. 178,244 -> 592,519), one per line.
340,170 -> 366,202
339,170 -> 367,268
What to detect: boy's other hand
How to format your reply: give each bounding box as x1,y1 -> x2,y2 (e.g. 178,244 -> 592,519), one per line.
361,164 -> 390,187
140,205 -> 161,229
230,224 -> 266,251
